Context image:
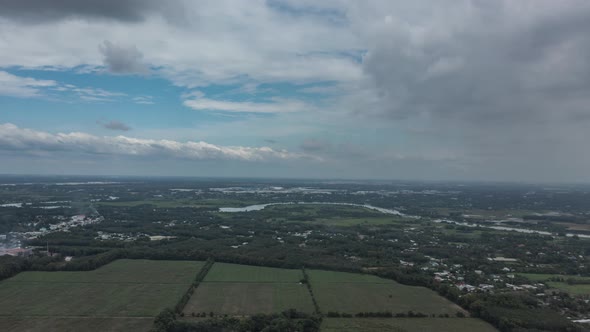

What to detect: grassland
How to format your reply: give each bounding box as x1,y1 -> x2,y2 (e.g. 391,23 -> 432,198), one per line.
321,318 -> 498,332
0,259 -> 204,332
184,263 -> 314,315
308,270 -> 467,315
519,273 -> 590,295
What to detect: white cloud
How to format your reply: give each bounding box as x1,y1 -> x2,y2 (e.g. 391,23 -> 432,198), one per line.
133,96 -> 154,104
0,1 -> 363,87
0,123 -> 311,162
68,86 -> 127,102
183,98 -> 310,114
0,70 -> 56,97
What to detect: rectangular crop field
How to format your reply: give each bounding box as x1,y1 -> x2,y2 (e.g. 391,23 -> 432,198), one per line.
184,263 -> 314,315
184,282 -> 314,315
321,318 -> 498,332
0,259 -> 204,331
8,259 -> 202,284
0,317 -> 154,332
204,263 -> 303,283
307,270 -> 390,283
308,270 -> 467,315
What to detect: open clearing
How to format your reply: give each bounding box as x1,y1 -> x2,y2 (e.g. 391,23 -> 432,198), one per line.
0,259 -> 203,331
185,263 -> 314,315
308,270 -> 467,315
321,318 -> 498,332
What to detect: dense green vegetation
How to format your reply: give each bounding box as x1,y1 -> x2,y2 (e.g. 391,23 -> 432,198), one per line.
321,318 -> 498,332
158,310 -> 322,332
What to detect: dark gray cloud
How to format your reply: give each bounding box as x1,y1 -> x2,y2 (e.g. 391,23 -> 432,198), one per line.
99,120 -> 131,131
354,1 -> 590,181
263,139 -> 277,144
300,138 -> 330,152
0,0 -> 179,23
362,2 -> 590,124
99,41 -> 148,74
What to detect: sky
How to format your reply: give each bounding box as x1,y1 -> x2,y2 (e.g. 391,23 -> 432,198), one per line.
1,0 -> 590,182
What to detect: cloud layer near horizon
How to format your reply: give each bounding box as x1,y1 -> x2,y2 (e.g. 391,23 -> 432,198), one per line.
0,123 -> 308,162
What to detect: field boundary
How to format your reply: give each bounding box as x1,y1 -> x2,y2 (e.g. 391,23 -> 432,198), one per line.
0,315 -> 155,318
4,281 -> 192,285
302,267 -> 321,314
174,258 -> 215,314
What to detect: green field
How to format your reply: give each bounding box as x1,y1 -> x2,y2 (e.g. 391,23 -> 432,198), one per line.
0,317 -> 154,332
312,216 -> 409,226
519,273 -> 590,295
8,259 -> 202,284
307,270 -> 392,283
519,273 -> 590,282
545,282 -> 590,295
0,259 -> 204,332
204,263 -> 303,283
321,318 -> 498,332
185,263 -> 314,315
308,270 -> 467,315
184,282 -> 314,315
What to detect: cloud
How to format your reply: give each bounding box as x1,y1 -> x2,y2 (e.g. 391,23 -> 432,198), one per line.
0,123 -> 310,162
300,138 -> 331,152
0,71 -> 56,97
0,1 -> 362,85
133,96 -> 154,104
359,1 -> 590,124
183,98 -> 310,114
68,86 -> 127,102
0,71 -> 129,101
0,0 -> 175,23
2,1 -> 590,181
99,41 -> 148,74
99,120 -> 131,131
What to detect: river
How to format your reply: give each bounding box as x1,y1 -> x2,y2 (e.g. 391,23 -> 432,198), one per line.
219,202 -> 406,216
219,202 -> 590,238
